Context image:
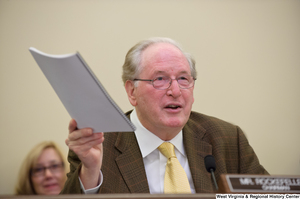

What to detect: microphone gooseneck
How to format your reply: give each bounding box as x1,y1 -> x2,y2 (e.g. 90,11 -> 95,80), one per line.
204,155 -> 218,191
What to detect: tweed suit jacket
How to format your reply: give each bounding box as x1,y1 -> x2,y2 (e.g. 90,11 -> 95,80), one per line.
61,111 -> 268,194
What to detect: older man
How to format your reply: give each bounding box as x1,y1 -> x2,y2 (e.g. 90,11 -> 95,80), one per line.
62,38 -> 268,194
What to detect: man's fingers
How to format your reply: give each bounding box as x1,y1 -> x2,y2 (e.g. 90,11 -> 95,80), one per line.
71,137 -> 104,154
65,138 -> 69,146
69,132 -> 102,146
66,118 -> 104,160
71,128 -> 93,140
68,119 -> 78,133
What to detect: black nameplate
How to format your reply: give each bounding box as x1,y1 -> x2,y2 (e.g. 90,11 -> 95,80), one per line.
226,175 -> 300,193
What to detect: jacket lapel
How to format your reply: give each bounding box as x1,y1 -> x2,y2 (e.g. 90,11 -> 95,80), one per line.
183,123 -> 215,193
114,131 -> 150,193
114,110 -> 215,193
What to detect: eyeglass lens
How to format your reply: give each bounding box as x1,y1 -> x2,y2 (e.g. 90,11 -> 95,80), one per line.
153,76 -> 194,89
31,163 -> 63,177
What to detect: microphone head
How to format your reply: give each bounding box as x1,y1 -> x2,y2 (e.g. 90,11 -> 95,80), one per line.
204,155 -> 216,172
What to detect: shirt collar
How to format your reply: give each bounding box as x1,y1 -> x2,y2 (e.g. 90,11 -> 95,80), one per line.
131,109 -> 185,158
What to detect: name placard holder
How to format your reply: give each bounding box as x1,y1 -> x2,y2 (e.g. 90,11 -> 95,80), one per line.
218,174 -> 300,193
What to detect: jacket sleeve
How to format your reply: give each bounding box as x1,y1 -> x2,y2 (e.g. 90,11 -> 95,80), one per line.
237,126 -> 269,174
60,150 -> 84,194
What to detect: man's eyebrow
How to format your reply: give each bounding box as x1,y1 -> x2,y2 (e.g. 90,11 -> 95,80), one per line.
153,71 -> 167,75
178,71 -> 190,74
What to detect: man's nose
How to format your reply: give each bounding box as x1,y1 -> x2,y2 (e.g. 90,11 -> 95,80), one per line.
167,79 -> 181,97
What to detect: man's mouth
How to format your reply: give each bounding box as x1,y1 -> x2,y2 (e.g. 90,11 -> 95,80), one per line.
165,104 -> 182,109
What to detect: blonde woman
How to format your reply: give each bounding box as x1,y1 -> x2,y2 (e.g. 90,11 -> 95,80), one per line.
15,141 -> 67,195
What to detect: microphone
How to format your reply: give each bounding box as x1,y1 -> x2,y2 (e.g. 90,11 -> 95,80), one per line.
204,155 -> 218,191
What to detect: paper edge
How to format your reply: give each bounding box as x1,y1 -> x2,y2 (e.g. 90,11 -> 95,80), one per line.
29,47 -> 75,58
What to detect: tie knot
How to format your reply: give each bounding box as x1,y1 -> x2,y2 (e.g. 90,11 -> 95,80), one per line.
158,142 -> 176,159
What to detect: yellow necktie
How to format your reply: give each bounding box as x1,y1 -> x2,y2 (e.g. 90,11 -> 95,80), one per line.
158,142 -> 191,194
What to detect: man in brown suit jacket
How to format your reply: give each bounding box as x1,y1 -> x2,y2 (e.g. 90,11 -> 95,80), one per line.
62,38 -> 268,194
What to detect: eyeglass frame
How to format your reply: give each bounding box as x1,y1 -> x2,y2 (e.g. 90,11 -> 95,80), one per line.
133,75 -> 196,90
30,162 -> 64,177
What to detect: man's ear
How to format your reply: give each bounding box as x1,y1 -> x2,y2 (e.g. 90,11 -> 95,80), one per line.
125,80 -> 137,106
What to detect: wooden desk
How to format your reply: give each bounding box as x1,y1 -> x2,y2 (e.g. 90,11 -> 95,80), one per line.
0,193 -> 216,199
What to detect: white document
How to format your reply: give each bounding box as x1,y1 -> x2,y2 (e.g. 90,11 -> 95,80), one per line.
29,47 -> 136,133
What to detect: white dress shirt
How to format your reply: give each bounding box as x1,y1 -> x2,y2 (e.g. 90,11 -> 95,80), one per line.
80,109 -> 195,194
132,109 -> 195,194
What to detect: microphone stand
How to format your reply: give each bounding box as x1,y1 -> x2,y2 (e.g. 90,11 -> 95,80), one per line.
210,168 -> 219,191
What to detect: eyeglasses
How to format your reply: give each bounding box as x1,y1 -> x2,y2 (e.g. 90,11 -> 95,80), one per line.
31,163 -> 64,177
133,75 -> 196,90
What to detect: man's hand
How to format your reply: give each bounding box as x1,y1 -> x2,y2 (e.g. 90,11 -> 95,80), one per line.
65,119 -> 104,189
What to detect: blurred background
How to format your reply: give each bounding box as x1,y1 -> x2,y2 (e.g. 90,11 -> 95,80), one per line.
0,0 -> 299,195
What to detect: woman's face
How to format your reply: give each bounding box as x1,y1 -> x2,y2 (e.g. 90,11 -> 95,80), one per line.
31,148 -> 66,195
